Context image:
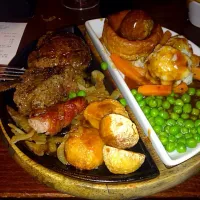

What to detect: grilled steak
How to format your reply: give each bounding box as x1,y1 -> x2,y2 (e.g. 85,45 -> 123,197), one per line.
13,66 -> 81,116
13,31 -> 92,116
28,32 -> 91,71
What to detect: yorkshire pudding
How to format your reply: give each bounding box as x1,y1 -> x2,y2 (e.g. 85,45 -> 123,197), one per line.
101,10 -> 163,61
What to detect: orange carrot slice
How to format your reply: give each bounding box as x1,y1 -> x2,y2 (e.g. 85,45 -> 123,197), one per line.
192,67 -> 200,81
138,85 -> 172,96
173,82 -> 188,94
110,53 -> 150,85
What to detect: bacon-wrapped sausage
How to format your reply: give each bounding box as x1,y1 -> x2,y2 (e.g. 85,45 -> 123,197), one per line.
28,97 -> 87,135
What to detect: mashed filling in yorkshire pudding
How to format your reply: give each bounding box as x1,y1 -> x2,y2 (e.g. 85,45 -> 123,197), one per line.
101,10 -> 163,61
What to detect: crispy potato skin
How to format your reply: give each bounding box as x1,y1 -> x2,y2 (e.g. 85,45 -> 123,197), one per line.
99,114 -> 139,149
65,126 -> 104,170
103,145 -> 145,174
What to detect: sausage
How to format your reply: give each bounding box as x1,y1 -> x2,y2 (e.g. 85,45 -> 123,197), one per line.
28,97 -> 87,135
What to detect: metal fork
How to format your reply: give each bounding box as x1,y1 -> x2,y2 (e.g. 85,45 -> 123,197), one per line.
0,65 -> 25,81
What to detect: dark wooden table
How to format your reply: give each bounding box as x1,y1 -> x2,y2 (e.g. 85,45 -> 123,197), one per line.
0,0 -> 200,199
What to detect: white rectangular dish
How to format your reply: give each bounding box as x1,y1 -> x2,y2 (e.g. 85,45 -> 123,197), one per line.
85,18 -> 200,166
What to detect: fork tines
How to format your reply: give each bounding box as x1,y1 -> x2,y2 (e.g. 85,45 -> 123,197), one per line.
0,66 -> 25,81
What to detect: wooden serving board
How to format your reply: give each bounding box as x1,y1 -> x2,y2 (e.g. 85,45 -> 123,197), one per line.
0,25 -> 200,200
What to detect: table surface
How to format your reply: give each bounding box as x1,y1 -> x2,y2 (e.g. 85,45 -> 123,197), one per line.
0,0 -> 200,199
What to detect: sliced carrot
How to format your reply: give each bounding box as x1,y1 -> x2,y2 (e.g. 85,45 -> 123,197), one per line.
110,53 -> 151,85
138,85 -> 172,96
192,67 -> 200,81
173,82 -> 188,94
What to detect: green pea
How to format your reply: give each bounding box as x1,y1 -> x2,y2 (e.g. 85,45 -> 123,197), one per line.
77,90 -> 86,97
182,104 -> 192,114
159,135 -> 168,145
148,99 -> 157,108
150,108 -> 159,117
159,131 -> 168,137
175,99 -> 184,106
148,117 -> 155,127
186,138 -> 197,148
176,118 -> 184,126
176,142 -> 187,153
100,62 -> 108,70
181,127 -> 189,134
191,108 -> 200,116
175,132 -> 183,139
181,113 -> 190,119
179,137 -> 186,144
185,132 -> 193,139
135,93 -> 143,102
188,87 -> 196,96
159,110 -> 169,119
168,134 -> 176,142
156,96 -> 164,100
158,107 -> 163,111
131,89 -> 137,96
195,119 -> 200,127
142,106 -> 151,115
196,89 -> 200,97
68,92 -> 77,99
165,142 -> 176,152
166,119 -> 176,126
153,125 -> 162,134
190,127 -> 197,134
181,93 -> 191,103
156,98 -> 162,107
197,126 -> 200,134
194,134 -> 200,142
169,125 -> 180,135
154,116 -> 165,126
164,125 -> 171,134
170,112 -> 179,120
163,100 -> 171,109
169,91 -> 175,97
196,101 -> 200,109
173,105 -> 182,114
191,115 -> 197,121
119,98 -> 127,106
145,96 -> 153,105
167,96 -> 175,105
185,119 -> 195,129
138,99 -> 146,107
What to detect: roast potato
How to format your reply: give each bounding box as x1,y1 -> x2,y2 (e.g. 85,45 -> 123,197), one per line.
64,126 -> 104,170
99,113 -> 139,149
83,99 -> 129,129
103,145 -> 145,174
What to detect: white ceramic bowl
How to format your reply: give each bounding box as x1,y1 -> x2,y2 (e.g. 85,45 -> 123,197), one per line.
85,18 -> 200,167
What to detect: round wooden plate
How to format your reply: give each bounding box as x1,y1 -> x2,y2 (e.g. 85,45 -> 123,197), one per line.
0,26 -> 199,200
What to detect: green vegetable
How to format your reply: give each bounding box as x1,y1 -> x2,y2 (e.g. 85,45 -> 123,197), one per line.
119,98 -> 127,106
68,92 -> 77,99
101,62 -> 108,70
188,88 -> 196,96
135,86 -> 200,153
131,89 -> 137,96
77,90 -> 86,97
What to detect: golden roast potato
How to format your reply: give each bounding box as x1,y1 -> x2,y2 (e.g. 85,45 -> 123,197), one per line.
99,113 -> 139,149
65,126 -> 104,170
83,99 -> 129,129
103,145 -> 145,174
